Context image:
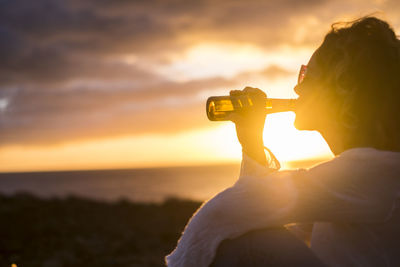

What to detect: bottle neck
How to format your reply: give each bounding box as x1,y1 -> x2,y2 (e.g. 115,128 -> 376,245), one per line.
265,98 -> 296,113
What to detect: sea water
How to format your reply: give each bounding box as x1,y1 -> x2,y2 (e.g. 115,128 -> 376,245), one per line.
0,164 -> 241,203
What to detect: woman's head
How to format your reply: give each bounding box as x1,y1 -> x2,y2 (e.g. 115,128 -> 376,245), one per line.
294,16 -> 400,154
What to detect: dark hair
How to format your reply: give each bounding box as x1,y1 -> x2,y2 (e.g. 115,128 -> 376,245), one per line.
315,16 -> 400,149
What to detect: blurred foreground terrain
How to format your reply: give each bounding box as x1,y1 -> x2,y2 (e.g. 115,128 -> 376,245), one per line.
0,193 -> 200,267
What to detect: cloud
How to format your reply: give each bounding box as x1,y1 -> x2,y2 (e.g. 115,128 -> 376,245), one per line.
236,65 -> 296,82
0,62 -> 297,146
0,0 -> 329,83
0,0 -> 396,146
0,74 -> 237,146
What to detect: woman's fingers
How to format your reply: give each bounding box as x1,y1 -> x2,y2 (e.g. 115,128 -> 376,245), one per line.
229,87 -> 267,111
230,90 -> 242,96
231,87 -> 266,97
243,87 -> 267,98
242,87 -> 266,109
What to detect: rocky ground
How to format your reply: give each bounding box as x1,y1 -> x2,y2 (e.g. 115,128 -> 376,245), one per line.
0,193 -> 201,267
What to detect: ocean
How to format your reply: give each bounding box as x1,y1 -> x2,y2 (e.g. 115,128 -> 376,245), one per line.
0,164 -> 241,203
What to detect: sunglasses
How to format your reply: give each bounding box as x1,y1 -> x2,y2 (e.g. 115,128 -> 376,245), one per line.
297,64 -> 308,85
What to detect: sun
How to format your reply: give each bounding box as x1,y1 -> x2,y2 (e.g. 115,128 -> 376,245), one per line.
201,112 -> 333,167
263,112 -> 332,162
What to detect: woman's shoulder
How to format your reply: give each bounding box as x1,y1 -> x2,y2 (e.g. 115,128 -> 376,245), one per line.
311,147 -> 400,170
305,147 -> 400,188
340,147 -> 400,161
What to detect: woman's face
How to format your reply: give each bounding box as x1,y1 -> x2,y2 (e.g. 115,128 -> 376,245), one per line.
293,49 -> 341,139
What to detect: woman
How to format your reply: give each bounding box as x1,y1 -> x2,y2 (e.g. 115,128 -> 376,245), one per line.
166,16 -> 400,267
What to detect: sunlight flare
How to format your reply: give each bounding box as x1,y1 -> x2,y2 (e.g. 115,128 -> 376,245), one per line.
150,42 -> 313,81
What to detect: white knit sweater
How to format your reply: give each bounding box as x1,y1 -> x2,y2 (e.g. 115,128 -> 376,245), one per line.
166,148 -> 400,267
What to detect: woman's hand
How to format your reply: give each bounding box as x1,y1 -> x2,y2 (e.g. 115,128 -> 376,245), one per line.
229,87 -> 267,166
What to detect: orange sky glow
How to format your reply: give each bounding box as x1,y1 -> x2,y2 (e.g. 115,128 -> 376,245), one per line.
1,2 -> 399,172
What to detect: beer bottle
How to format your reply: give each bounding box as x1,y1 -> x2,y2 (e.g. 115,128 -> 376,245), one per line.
206,95 -> 296,121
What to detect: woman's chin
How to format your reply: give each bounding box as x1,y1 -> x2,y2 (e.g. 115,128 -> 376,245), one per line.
294,117 -> 314,131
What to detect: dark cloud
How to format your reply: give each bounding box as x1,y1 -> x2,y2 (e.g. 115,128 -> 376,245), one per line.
0,63 -> 296,146
0,0 -> 331,146
0,0 -> 328,83
0,74 -> 239,146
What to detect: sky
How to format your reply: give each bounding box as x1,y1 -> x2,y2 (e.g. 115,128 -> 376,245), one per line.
1,0 -> 400,172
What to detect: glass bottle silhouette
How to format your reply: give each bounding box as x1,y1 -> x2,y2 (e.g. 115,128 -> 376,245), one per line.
206,95 -> 296,121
